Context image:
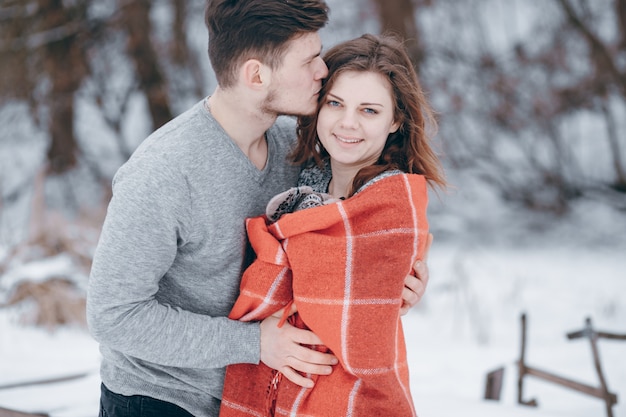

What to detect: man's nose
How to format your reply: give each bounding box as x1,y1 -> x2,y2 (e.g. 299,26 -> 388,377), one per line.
315,57 -> 328,80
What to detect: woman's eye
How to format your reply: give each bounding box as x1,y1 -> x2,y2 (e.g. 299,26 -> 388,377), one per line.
327,100 -> 340,107
363,108 -> 378,115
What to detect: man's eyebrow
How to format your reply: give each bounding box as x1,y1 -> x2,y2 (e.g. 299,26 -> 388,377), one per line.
305,45 -> 323,61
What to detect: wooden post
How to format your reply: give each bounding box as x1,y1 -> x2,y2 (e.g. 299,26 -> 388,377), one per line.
584,317 -> 615,417
521,365 -> 617,404
484,366 -> 505,400
517,313 -> 538,406
518,314 -> 620,416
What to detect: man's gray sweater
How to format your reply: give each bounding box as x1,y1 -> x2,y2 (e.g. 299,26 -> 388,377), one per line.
86,100 -> 300,416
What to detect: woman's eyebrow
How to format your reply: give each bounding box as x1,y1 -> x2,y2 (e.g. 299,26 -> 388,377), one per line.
327,92 -> 385,107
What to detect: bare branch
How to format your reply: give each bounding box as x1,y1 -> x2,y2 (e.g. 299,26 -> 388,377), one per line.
617,0 -> 626,47
0,20 -> 86,52
557,0 -> 626,96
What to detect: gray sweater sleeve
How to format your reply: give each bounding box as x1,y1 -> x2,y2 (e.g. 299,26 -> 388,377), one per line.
86,152 -> 260,369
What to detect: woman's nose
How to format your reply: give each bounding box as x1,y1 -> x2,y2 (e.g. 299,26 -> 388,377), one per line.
339,110 -> 359,129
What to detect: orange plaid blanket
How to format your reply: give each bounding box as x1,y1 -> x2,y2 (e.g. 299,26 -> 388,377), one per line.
220,173 -> 429,417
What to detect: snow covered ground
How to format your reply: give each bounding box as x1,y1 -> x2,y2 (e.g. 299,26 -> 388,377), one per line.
1,195 -> 625,416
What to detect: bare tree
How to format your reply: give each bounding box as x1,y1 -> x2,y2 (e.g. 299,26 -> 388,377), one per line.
0,0 -> 206,248
0,0 -> 90,175
371,0 -> 425,69
165,0 -> 207,107
118,0 -> 172,131
556,0 -> 626,190
377,0 -> 626,213
39,0 -> 89,174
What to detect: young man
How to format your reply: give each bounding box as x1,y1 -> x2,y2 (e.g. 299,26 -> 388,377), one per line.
86,1 -> 429,416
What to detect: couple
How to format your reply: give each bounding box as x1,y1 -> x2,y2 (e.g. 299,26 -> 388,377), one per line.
86,0 -> 446,416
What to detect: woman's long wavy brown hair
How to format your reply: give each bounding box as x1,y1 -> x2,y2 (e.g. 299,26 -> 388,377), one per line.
291,33 -> 446,196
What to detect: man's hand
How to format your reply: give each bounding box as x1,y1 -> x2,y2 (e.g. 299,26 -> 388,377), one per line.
260,315 -> 338,388
400,233 -> 433,315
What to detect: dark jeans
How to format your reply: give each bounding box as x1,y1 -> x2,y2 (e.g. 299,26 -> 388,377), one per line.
99,383 -> 195,417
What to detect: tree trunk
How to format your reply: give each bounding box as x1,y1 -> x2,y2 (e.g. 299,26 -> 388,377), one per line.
171,0 -> 189,63
601,101 -> 626,189
120,0 -> 172,130
170,0 -> 204,98
38,0 -> 86,174
617,0 -> 626,48
372,0 -> 423,71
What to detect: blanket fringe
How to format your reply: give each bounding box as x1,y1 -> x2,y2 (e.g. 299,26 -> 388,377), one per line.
265,370 -> 282,417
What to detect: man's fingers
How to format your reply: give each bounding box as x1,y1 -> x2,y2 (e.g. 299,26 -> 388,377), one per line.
281,343 -> 335,387
280,367 -> 314,388
402,281 -> 421,303
403,274 -> 423,293
260,317 -> 338,388
412,260 -> 429,288
290,327 -> 338,365
399,281 -> 420,316
293,343 -> 337,366
402,234 -> 433,315
412,234 -> 432,283
290,326 -> 322,346
286,350 -> 334,375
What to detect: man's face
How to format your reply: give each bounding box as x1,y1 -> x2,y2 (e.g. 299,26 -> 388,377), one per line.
261,32 -> 328,117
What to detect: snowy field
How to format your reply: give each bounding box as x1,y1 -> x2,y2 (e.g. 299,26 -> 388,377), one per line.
1,194 -> 625,417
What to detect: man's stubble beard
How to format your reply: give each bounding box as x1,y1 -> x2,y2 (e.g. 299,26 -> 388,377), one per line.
261,88 -> 316,119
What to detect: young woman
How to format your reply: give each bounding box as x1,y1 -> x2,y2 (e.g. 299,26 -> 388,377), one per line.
220,34 -> 446,417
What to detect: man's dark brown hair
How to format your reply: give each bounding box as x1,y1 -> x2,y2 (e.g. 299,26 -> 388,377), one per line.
205,0 -> 329,88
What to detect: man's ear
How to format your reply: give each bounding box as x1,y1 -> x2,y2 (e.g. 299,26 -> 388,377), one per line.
240,59 -> 270,90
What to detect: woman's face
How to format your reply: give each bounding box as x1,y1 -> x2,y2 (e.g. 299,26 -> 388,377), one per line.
316,70 -> 399,172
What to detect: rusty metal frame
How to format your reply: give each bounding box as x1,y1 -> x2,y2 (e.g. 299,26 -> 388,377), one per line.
517,313 -> 621,417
